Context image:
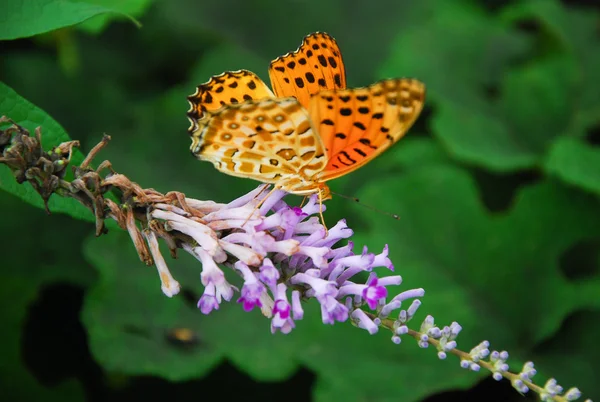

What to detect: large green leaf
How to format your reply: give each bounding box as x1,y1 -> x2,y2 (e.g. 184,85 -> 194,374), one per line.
352,164 -> 600,397
0,0 -> 138,40
378,0 -> 599,172
0,191 -> 95,401
544,137 -> 600,196
501,0 -> 600,189
430,53 -> 578,171
82,227 -> 479,402
74,0 -> 152,33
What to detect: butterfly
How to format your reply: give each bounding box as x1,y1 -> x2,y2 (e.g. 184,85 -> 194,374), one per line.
187,32 -> 425,205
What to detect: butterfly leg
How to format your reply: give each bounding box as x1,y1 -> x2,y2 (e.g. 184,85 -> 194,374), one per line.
253,183 -> 272,200
318,190 -> 328,237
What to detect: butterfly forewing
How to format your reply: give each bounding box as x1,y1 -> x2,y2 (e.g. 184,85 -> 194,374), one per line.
309,78 -> 425,181
187,70 -> 275,131
190,97 -> 328,184
269,32 -> 346,110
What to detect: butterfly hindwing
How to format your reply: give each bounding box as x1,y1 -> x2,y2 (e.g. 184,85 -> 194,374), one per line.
269,32 -> 346,110
189,97 -> 328,184
309,78 -> 425,181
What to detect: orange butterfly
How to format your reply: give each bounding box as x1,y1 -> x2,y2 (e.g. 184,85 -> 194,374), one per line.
187,32 -> 425,205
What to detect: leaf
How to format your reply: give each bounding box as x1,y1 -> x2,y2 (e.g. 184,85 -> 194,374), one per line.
431,54 -> 579,171
0,191 -> 94,401
82,222 -> 479,401
0,82 -> 94,222
544,137 -> 600,196
533,311 -> 600,402
82,232 -> 228,379
0,0 -> 139,41
379,1 -> 535,170
378,0 -> 598,172
350,164 -> 600,395
73,0 -> 152,34
379,1 -> 531,106
501,0 -> 600,126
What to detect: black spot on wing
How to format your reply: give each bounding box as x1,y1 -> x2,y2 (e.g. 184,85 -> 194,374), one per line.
354,148 -> 367,157
338,151 -> 356,165
334,74 -> 342,87
318,55 -> 328,67
359,138 -> 377,149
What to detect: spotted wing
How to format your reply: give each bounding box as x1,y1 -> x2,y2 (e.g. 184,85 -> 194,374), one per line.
268,32 -> 346,109
190,97 -> 327,184
187,70 -> 275,132
309,78 -> 425,181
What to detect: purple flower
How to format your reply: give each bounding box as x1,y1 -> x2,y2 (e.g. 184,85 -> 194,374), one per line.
235,261 -> 265,312
271,284 -> 294,334
338,274 -> 390,310
197,284 -> 219,314
151,185 -> 424,334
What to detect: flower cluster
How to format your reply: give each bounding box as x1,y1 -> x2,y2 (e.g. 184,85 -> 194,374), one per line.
149,185 -> 424,334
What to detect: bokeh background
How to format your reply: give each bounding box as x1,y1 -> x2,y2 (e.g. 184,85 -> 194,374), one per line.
1,0 -> 600,401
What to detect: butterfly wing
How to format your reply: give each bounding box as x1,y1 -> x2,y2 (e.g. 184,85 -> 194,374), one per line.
269,32 -> 346,109
309,78 -> 425,181
190,97 -> 327,184
187,70 -> 275,132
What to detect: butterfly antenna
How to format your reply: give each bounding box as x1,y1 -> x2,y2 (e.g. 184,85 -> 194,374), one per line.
330,191 -> 400,220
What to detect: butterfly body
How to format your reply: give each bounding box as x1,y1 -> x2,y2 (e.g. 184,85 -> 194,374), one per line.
187,33 -> 425,202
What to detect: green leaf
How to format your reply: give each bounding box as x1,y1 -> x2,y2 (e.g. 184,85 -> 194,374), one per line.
379,1 -> 536,170
533,311 -> 600,401
544,137 -> 600,196
0,82 -> 94,222
351,164 -> 600,394
379,0 -> 599,172
379,1 -> 531,106
82,224 -> 479,401
431,54 -> 579,171
74,0 -> 152,34
82,233 -> 225,380
501,0 -> 600,128
431,100 -> 540,170
0,191 -> 94,401
0,0 -> 139,40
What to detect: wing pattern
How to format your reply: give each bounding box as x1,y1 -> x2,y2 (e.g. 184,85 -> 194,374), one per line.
187,70 -> 274,133
190,97 -> 327,184
309,78 -> 425,181
269,32 -> 347,109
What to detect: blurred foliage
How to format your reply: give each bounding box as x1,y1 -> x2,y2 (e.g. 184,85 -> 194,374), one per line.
1,0 -> 599,401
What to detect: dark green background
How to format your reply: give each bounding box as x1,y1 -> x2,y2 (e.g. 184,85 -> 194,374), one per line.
1,0 -> 599,401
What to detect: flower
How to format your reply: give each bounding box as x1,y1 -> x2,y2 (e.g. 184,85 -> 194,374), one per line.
146,185 -> 423,334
